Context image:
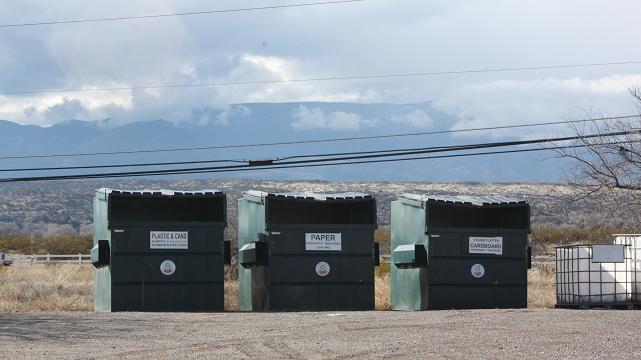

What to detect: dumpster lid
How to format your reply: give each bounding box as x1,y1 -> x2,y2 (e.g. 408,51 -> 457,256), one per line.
403,194 -> 529,231
100,188 -> 226,225
98,188 -> 224,197
245,190 -> 372,201
244,190 -> 376,227
400,193 -> 527,206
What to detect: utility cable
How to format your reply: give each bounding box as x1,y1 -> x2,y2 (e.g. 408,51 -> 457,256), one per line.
0,143 -> 610,182
0,0 -> 365,29
0,114 -> 637,161
2,127 -> 632,172
0,129 -> 636,182
2,61 -> 640,96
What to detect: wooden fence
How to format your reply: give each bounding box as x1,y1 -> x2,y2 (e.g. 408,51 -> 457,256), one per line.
4,254 -> 91,267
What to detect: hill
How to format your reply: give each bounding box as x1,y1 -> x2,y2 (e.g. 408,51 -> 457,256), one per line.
0,179 -> 635,236
0,102 -> 568,182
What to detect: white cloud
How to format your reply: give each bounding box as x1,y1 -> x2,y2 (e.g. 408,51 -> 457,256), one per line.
290,106 -> 376,131
216,54 -> 382,104
433,74 -> 641,138
0,91 -> 133,125
214,104 -> 252,126
391,109 -> 433,128
1,0 -> 641,126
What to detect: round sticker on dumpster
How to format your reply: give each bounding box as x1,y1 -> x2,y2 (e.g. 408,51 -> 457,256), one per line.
160,260 -> 176,276
315,261 -> 330,277
471,264 -> 485,278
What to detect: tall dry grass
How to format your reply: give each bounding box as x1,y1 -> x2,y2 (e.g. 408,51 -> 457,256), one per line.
0,234 -> 92,255
0,265 -> 554,312
224,278 -> 239,311
0,264 -> 92,312
528,265 -> 555,308
375,272 -> 391,310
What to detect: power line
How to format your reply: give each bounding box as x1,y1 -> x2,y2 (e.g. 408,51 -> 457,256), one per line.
2,60 -> 640,96
3,128 -> 631,172
0,144 -> 606,183
104,145 -> 588,178
0,114 -> 638,161
0,129 -> 636,182
0,158 -> 246,173
0,0 -> 365,29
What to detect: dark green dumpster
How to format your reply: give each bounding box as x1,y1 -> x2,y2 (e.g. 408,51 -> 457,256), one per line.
391,194 -> 531,310
238,191 -> 379,311
91,189 -> 228,312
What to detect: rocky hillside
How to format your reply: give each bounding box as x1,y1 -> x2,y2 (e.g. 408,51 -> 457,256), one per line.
0,179 -> 636,235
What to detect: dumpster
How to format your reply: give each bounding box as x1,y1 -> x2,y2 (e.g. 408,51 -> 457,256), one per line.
237,191 -> 379,311
91,189 -> 229,312
555,244 -> 635,308
391,194 -> 531,310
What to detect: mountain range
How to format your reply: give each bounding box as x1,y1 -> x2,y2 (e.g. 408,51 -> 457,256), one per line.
0,102 -> 568,182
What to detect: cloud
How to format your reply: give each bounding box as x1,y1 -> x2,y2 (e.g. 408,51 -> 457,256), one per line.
44,98 -> 91,122
1,0 -> 641,127
290,106 -> 376,131
216,54 -> 382,104
433,74 -> 641,138
0,90 -> 133,126
214,104 -> 252,126
390,109 -> 433,128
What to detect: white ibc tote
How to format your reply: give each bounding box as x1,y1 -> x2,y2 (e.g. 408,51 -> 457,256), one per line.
614,234 -> 641,303
555,244 -> 635,307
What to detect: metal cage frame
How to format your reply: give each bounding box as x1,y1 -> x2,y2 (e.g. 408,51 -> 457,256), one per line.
555,244 -> 637,309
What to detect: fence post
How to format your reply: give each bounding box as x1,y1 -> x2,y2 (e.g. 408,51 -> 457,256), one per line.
46,254 -> 50,263
78,253 -> 82,265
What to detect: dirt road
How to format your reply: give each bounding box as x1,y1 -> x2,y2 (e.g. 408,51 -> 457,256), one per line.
1,309 -> 640,359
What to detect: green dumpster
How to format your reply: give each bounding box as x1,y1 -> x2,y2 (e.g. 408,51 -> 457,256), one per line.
237,190 -> 379,311
391,194 -> 531,310
92,189 -> 229,312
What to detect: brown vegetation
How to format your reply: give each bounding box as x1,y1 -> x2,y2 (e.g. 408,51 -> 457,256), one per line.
374,227 -> 391,255
0,234 -> 92,255
528,265 -> 555,308
530,226 -> 629,255
375,272 -> 391,310
0,265 -> 554,312
0,265 -> 92,312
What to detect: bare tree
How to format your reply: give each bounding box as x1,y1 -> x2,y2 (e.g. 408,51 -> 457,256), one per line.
551,87 -> 641,227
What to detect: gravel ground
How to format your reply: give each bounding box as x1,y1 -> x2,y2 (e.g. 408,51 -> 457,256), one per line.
1,309 -> 640,359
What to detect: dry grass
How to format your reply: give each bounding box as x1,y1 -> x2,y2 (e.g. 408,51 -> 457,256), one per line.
0,265 -> 555,312
0,234 -> 92,255
0,265 -> 92,312
528,265 -> 555,308
224,279 -> 239,311
375,273 -> 391,310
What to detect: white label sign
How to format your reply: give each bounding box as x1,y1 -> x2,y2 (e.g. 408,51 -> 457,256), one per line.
469,236 -> 503,255
305,233 -> 342,251
150,231 -> 188,249
592,245 -> 625,263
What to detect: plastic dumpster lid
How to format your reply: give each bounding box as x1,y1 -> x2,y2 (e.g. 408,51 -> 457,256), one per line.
244,190 -> 372,201
400,193 -> 527,206
97,188 -> 224,196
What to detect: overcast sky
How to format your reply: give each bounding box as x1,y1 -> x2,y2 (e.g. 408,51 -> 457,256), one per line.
1,0 -> 640,129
